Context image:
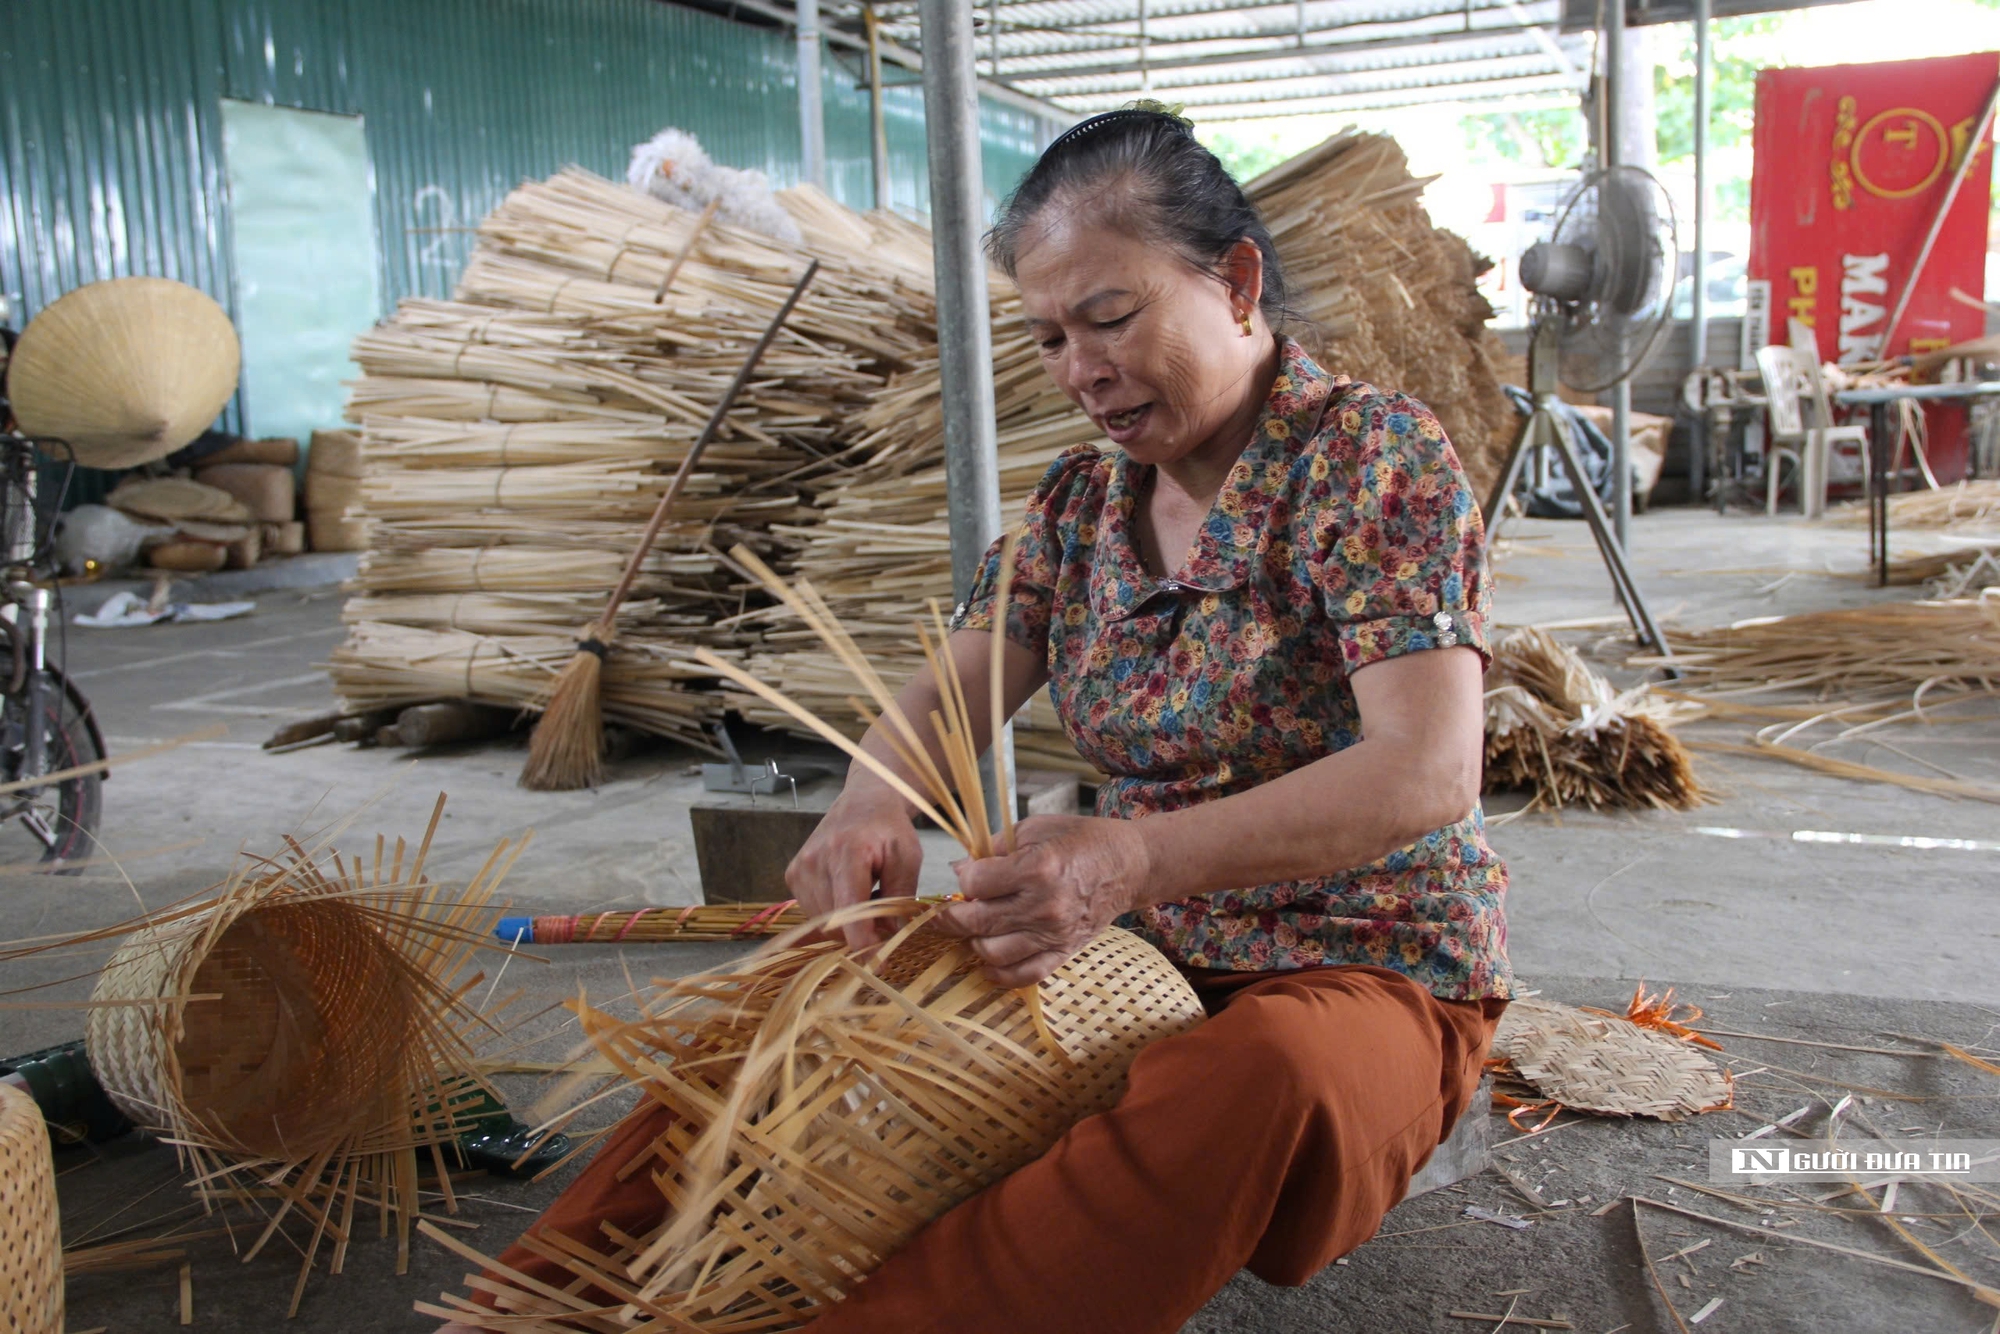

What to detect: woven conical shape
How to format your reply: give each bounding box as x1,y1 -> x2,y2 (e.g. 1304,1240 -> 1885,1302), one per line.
8,277 -> 240,468
0,1083 -> 63,1334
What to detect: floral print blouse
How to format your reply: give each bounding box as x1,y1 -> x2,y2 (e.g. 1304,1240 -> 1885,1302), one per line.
954,338 -> 1511,1001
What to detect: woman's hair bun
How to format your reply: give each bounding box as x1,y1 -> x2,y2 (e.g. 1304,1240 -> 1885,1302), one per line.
986,101 -> 1288,326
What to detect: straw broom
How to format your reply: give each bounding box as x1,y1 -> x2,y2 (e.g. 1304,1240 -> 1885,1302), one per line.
520,259 -> 820,791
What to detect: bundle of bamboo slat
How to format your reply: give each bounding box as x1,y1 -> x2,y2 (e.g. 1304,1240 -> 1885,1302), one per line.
1484,629 -> 1706,811
331,134 -> 1508,766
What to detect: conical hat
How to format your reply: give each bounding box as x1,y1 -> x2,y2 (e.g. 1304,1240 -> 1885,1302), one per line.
7,278 -> 241,469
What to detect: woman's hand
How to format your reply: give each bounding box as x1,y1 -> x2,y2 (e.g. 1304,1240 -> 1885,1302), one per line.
937,815 -> 1151,988
785,789 -> 925,951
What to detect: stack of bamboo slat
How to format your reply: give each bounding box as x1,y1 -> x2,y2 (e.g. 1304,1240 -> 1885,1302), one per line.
331,170 -> 941,744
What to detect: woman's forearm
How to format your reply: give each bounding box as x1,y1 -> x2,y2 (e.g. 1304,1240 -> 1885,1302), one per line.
1127,737 -> 1476,906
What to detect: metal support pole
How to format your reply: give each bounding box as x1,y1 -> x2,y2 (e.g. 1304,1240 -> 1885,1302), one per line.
918,0 -> 1012,824
865,5 -> 890,210
796,1 -> 827,190
1604,0 -> 1631,549
1688,0 -> 1711,502
1139,0 -> 1152,92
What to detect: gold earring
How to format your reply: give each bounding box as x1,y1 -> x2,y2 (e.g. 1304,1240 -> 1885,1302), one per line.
1240,310 -> 1254,336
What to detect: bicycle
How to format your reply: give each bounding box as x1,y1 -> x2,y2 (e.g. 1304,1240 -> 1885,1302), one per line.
0,309 -> 106,872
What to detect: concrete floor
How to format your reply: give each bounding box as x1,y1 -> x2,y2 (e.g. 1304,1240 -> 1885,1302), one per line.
9,505 -> 2000,1331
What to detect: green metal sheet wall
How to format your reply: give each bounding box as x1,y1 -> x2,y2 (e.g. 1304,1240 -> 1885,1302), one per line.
1,0 -> 1054,350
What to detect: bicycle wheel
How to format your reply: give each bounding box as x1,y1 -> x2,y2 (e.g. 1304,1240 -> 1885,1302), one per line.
2,680 -> 103,873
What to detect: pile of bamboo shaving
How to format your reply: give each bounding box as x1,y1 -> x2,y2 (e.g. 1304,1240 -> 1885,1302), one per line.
422,545 -> 1206,1331
1639,597 -> 2000,703
1633,596 -> 2000,803
1484,628 -> 1707,811
1828,479 -> 2000,532
6,797 -> 523,1315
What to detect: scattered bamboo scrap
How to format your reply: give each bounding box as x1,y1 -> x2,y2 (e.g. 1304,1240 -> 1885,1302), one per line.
1829,478 -> 2000,532
422,540 -> 1206,1331
1649,598 -> 2000,701
1632,597 -> 2000,800
1483,628 -> 1707,811
11,796 -> 527,1316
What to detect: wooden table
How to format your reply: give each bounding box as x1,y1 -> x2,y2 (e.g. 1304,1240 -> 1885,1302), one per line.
1833,381 -> 2000,585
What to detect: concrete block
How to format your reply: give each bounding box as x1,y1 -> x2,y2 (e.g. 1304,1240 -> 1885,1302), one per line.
1401,1078 -> 1491,1201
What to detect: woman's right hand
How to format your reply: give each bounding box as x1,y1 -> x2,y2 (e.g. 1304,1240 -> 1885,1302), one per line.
785,788 -> 924,950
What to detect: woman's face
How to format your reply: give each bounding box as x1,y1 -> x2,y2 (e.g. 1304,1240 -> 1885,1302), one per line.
1015,201 -> 1269,470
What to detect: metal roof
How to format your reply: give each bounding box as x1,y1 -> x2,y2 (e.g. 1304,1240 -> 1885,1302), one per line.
819,0 -> 1595,120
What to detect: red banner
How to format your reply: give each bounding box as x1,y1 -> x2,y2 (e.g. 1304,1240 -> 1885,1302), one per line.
1749,52 -> 1997,480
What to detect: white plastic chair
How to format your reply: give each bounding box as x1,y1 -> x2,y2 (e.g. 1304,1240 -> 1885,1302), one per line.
1755,344 -> 1869,519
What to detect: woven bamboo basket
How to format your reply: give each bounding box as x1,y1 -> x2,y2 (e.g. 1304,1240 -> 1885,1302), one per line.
0,1082 -> 63,1334
73,798 -> 522,1313
423,900 -> 1205,1331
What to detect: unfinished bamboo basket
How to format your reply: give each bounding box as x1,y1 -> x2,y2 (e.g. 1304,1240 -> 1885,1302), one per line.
424,540 -> 1205,1330
0,1082 -> 62,1334
424,900 -> 1204,1331
77,797 -> 524,1313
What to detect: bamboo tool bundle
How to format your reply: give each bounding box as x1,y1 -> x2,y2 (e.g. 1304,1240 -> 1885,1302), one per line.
1638,598 -> 2000,704
520,260 -> 822,791
423,545 -> 1205,1330
45,797 -> 526,1315
0,1082 -> 62,1334
1483,628 -> 1708,811
1244,130 -> 1517,501
491,901 -> 803,945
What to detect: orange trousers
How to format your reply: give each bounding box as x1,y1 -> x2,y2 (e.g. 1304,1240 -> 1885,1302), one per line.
487,965 -> 1501,1334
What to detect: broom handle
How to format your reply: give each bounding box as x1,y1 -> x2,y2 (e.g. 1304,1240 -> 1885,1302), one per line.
597,258 -> 821,628
653,197 -> 721,303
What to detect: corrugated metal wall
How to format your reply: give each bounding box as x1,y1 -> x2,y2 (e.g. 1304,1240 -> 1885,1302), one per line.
1,0 -> 1057,469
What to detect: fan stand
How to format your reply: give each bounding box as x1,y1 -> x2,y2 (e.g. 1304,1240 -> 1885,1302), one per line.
1483,319 -> 1675,663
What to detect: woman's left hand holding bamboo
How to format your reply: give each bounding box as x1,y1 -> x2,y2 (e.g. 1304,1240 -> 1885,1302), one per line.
938,815 -> 1152,987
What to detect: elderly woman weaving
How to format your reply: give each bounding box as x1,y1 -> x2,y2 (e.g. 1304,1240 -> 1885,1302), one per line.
444,106 -> 1509,1334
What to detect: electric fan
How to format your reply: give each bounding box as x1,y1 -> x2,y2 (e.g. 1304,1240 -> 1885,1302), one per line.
1485,165 -> 1679,657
